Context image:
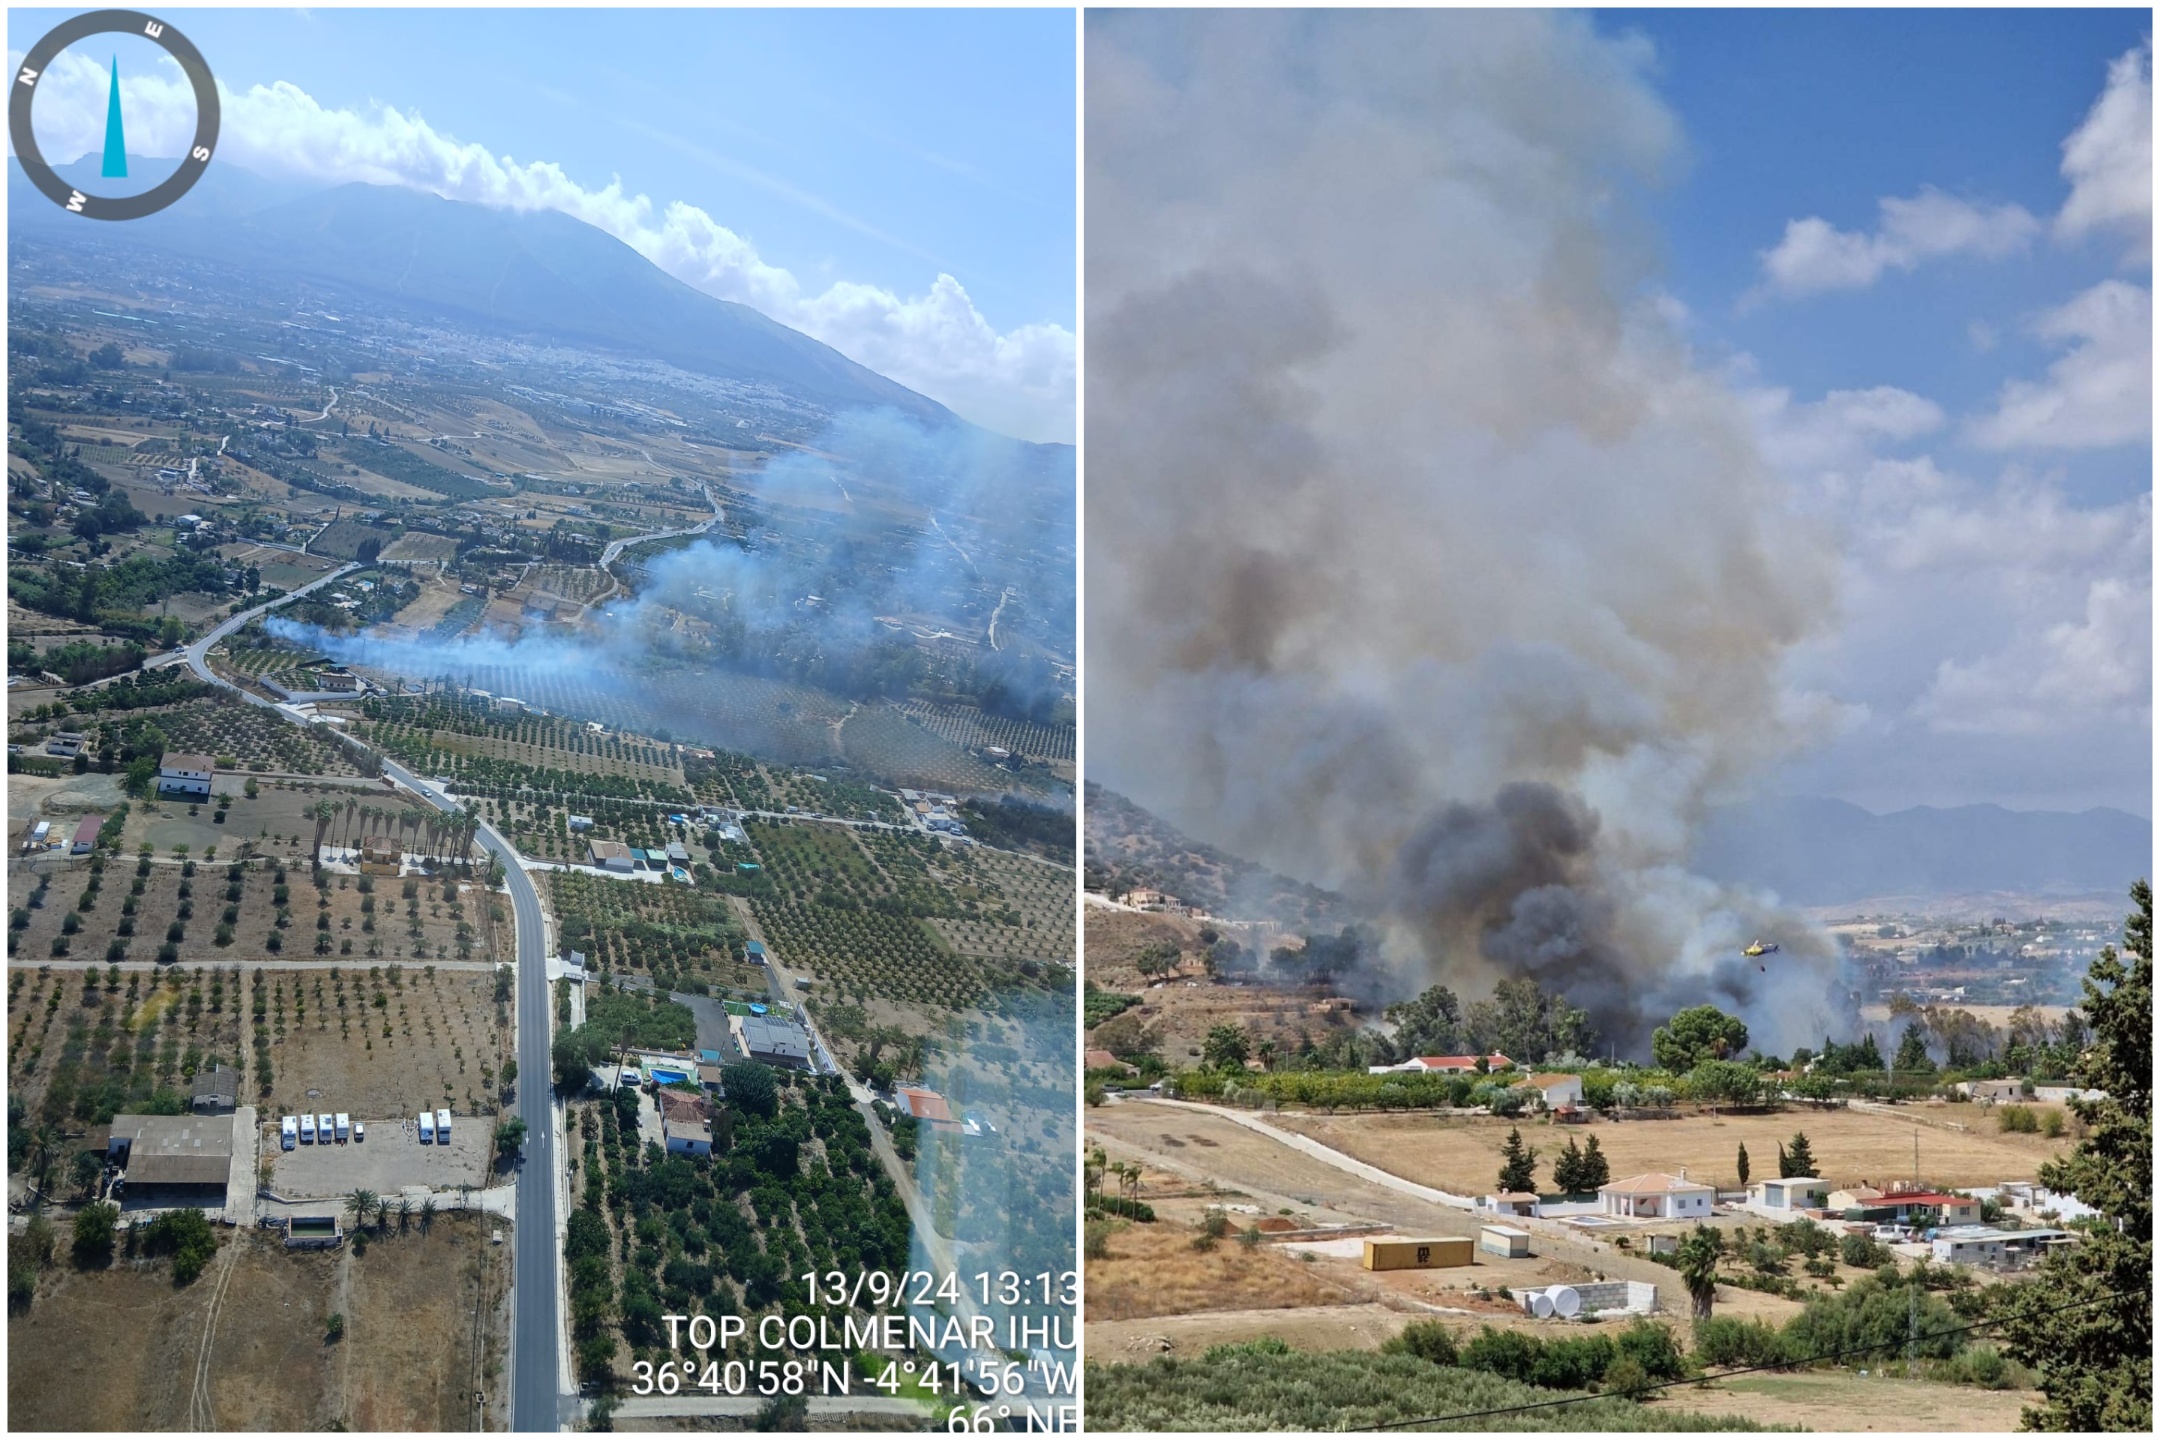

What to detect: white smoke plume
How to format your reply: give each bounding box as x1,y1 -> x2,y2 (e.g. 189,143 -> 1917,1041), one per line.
1086,10 -> 1849,1058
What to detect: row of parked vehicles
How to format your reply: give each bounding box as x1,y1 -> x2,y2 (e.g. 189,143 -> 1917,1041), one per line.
277,1108 -> 452,1150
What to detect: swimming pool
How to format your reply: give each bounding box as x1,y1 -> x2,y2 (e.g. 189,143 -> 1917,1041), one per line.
649,1067 -> 692,1085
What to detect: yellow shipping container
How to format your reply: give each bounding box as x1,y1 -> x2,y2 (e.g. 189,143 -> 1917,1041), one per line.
1362,1236 -> 1474,1271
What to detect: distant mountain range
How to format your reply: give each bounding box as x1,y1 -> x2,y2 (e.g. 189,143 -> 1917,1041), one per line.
1084,783 -> 1350,931
1693,797 -> 2151,908
10,156 -> 954,425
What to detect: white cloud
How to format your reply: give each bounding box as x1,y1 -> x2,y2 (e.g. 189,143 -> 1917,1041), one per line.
2056,41 -> 2152,261
1750,384 -> 1945,472
13,52 -> 1075,442
1756,188 -> 2040,298
1968,279 -> 2152,450
1918,569 -> 2152,736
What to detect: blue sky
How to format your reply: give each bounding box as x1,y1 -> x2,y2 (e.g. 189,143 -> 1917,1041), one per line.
9,7 -> 1077,441
1608,9 -> 2152,814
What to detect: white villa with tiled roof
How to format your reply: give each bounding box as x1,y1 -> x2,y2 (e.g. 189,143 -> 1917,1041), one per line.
1598,1171 -> 1715,1220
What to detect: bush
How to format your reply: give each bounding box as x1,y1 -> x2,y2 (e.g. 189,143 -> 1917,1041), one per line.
71,1202 -> 119,1268
1615,1320 -> 1687,1381
1086,1194 -> 1156,1222
1996,1104 -> 2038,1133
1840,1232 -> 1893,1269
1458,1325 -> 1542,1383
1692,1316 -> 1796,1369
142,1207 -> 218,1284
1381,1320 -> 1460,1368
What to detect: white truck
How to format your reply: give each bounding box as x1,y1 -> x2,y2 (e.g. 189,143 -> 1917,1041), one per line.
418,1110 -> 435,1143
281,1115 -> 298,1150
334,1113 -> 351,1143
299,1113 -> 316,1144
317,1113 -> 333,1146
435,1108 -> 452,1144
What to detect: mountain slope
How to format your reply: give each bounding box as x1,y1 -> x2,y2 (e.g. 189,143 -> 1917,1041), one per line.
10,161 -> 952,424
1085,783 -> 1351,930
1692,796 -> 2151,907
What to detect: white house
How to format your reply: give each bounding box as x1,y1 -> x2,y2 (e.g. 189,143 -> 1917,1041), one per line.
1598,1172 -> 1715,1220
1746,1177 -> 1828,1214
157,751 -> 215,798
1367,1053 -> 1516,1076
1515,1072 -> 1584,1110
658,1091 -> 713,1156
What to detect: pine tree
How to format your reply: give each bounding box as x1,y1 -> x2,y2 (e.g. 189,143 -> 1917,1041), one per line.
1996,881 -> 2151,1431
1552,1136 -> 1584,1194
1736,1142 -> 1751,1187
1497,1127 -> 1538,1195
1781,1131 -> 1817,1178
1579,1133 -> 1610,1190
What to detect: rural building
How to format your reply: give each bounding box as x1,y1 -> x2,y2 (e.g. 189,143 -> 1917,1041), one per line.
1368,1053 -> 1516,1076
189,1065 -> 238,1115
697,1063 -> 724,1093
69,813 -> 105,855
895,1086 -> 960,1129
1598,1172 -> 1715,1220
587,838 -> 635,873
1746,1177 -> 1828,1214
658,1091 -> 715,1155
568,815 -> 594,832
1515,1073 -> 1584,1109
106,1114 -> 233,1203
44,731 -> 86,758
1828,1184 -> 1887,1213
157,752 -> 215,798
1363,1236 -> 1474,1271
358,835 -> 403,876
1480,1225 -> 1533,1259
731,1012 -> 813,1069
744,941 -> 767,964
1480,1192 -> 1540,1218
1960,1079 -> 2027,1103
665,840 -> 691,864
1930,1226 -> 2076,1269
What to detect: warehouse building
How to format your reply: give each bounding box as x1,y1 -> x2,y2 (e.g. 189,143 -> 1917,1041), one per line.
731,1012 -> 814,1069
106,1114 -> 234,1206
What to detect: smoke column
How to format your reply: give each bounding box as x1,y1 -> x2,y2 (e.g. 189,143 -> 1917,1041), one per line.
1087,10 -> 1850,1057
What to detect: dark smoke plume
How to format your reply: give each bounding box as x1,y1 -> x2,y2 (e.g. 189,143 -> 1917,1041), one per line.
1087,10 -> 1853,1058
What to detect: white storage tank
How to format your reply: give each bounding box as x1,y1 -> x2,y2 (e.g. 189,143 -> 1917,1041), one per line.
1529,1291 -> 1555,1319
1548,1285 -> 1582,1319
435,1108 -> 451,1143
299,1113 -> 316,1144
418,1110 -> 435,1143
334,1113 -> 351,1143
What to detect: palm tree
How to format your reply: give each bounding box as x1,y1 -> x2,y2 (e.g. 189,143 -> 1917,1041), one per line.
344,1187 -> 378,1232
1675,1224 -> 1724,1321
418,1195 -> 437,1231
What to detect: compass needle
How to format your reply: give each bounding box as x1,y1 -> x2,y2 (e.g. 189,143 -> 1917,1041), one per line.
102,55 -> 128,179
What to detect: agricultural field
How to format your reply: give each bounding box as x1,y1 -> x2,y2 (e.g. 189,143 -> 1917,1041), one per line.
735,819 -> 1067,1013
546,870 -> 748,993
923,845 -> 1074,965
900,699 -> 1075,762
7,950 -> 511,1126
1266,1105 -> 2080,1195
124,693 -> 358,777
559,1071 -> 915,1394
839,704 -> 1053,795
7,1211 -> 508,1431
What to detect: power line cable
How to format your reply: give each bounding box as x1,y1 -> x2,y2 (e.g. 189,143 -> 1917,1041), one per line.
1361,1285 -> 2132,1430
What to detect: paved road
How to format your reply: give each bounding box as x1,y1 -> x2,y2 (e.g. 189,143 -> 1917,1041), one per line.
182,563 -> 358,699
377,760 -> 562,1431
608,1395 -> 924,1421
171,620 -> 564,1432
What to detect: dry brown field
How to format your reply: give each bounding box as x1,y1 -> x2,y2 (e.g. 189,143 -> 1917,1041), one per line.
1658,1370 -> 2041,1432
8,1213 -> 507,1431
1086,1211 -> 1357,1322
1267,1105 -> 2078,1193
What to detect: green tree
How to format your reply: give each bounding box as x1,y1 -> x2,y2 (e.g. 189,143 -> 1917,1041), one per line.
1686,1058 -> 1763,1109
1203,1024 -> 1250,1072
495,1116 -> 528,1161
345,1188 -> 378,1232
1552,1136 -> 1584,1194
1497,1127 -> 1538,1195
1736,1142 -> 1751,1188
722,1061 -> 777,1117
1675,1224 -> 1724,1320
1578,1133 -> 1610,1190
1996,880 -> 2151,1431
1383,983 -> 1462,1059
1779,1132 -> 1817,1179
1652,1004 -> 1749,1071
71,1201 -> 119,1268
1893,1022 -> 1935,1076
